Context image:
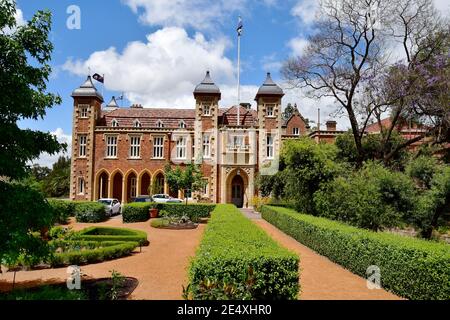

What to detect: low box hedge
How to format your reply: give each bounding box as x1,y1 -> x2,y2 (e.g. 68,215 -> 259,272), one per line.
122,202 -> 216,223
187,204 -> 299,300
76,226 -> 149,246
74,202 -> 108,223
122,203 -> 151,223
49,240 -> 138,267
47,199 -> 75,225
260,205 -> 450,300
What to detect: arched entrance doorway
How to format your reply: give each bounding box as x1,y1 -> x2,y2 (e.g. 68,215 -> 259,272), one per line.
97,171 -> 109,199
226,168 -> 249,208
231,175 -> 244,208
112,171 -> 123,201
140,171 -> 151,196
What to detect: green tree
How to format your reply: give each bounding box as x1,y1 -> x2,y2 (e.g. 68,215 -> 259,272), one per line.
314,162 -> 416,231
413,166 -> 450,239
0,1 -> 63,267
281,138 -> 343,214
42,156 -> 71,198
164,163 -> 206,204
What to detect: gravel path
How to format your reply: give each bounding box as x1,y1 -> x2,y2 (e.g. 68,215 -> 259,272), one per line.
253,219 -> 402,300
0,218 -> 205,300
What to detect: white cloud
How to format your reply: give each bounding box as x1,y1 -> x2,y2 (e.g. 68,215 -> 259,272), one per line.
261,53 -> 283,72
288,37 -> 309,57
122,0 -> 247,31
64,27 -> 236,108
291,0 -> 319,26
33,128 -> 72,168
2,7 -> 26,34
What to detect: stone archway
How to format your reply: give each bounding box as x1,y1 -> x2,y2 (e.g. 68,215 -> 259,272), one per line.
226,168 -> 249,208
97,171 -> 109,200
110,171 -> 124,202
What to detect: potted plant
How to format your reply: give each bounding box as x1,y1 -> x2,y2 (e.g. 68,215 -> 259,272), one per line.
149,205 -> 159,219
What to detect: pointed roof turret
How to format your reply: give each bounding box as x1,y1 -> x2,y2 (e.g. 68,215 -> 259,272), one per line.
71,76 -> 104,102
255,72 -> 284,101
103,96 -> 119,112
193,71 -> 221,98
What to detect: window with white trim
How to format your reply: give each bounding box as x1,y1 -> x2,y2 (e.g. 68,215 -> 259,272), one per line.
153,136 -> 164,159
293,127 -> 300,136
111,119 -> 119,127
106,135 -> 118,158
176,136 -> 187,159
203,104 -> 211,116
134,119 -> 142,128
179,121 -> 186,129
266,104 -> 275,117
78,135 -> 87,157
156,120 -> 164,128
78,177 -> 85,194
129,136 -> 141,158
203,134 -> 211,158
202,180 -> 209,195
266,134 -> 274,159
79,105 -> 89,118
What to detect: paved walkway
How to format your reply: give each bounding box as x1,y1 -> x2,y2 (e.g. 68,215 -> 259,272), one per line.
240,208 -> 261,220
252,217 -> 402,300
0,218 -> 205,300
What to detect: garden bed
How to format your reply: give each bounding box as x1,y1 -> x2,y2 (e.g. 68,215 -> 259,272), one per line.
76,226 -> 149,246
150,217 -> 198,230
187,204 -> 299,300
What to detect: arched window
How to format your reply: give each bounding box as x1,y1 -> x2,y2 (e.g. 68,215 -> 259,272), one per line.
179,121 -> 186,129
133,119 -> 142,128
111,119 -> 119,127
156,120 -> 164,128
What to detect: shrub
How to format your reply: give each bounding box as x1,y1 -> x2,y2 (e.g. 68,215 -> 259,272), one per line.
261,205 -> 450,300
76,227 -> 149,246
413,166 -> 450,239
122,203 -> 152,223
158,203 -> 216,222
251,196 -> 271,212
406,155 -> 439,190
47,199 -> 75,224
74,202 -> 108,223
281,138 -> 343,214
150,218 -> 170,228
314,161 -> 416,231
49,240 -> 138,267
0,285 -> 87,300
187,204 -> 299,300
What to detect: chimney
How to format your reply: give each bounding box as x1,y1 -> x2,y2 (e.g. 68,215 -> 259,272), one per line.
326,120 -> 337,131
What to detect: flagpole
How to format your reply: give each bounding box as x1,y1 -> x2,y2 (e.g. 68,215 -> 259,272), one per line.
102,74 -> 105,101
237,18 -> 241,126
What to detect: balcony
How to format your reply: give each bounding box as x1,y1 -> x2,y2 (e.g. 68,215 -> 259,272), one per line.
226,144 -> 251,152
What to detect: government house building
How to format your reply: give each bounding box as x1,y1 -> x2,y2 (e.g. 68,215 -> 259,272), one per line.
70,71 -> 340,207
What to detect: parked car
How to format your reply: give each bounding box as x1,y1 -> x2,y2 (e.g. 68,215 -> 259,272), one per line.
152,194 -> 183,203
131,195 -> 153,203
98,198 -> 122,216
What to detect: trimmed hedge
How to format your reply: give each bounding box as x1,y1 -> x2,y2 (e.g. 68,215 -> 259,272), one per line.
49,240 -> 138,267
74,202 -> 108,223
76,226 -> 149,246
47,199 -> 75,225
122,203 -> 151,223
122,202 -> 216,223
187,204 -> 299,300
261,205 -> 450,300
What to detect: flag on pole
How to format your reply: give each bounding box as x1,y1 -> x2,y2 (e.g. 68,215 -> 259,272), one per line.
92,73 -> 104,83
116,94 -> 124,101
237,16 -> 243,36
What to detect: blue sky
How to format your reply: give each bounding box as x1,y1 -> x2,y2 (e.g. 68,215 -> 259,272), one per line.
14,0 -> 449,166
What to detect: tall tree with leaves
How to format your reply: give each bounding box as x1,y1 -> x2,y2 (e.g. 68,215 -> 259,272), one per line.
282,0 -> 448,165
0,1 -> 64,268
165,163 -> 206,204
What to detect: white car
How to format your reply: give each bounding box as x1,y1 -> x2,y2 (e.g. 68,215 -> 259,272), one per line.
98,198 -> 122,216
152,194 -> 183,203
